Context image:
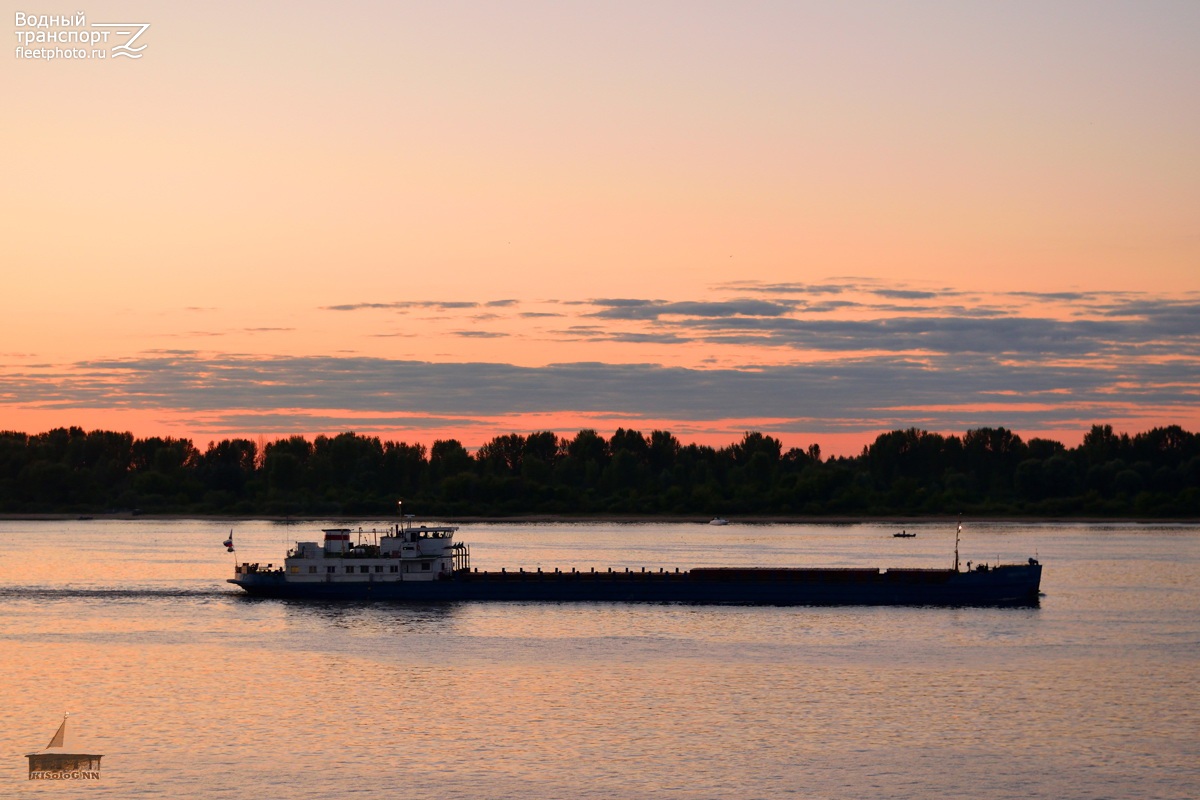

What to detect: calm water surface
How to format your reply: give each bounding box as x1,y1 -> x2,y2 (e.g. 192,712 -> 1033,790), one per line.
1,519 -> 1197,799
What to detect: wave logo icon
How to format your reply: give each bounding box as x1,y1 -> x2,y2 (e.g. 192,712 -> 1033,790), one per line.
90,22 -> 150,58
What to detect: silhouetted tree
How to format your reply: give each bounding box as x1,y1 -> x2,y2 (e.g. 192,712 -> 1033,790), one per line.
0,423 -> 1195,517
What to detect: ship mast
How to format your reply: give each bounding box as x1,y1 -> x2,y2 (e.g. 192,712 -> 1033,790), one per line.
954,519 -> 961,572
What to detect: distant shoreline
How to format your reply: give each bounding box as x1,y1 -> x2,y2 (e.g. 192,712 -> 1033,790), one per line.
1,512 -> 1191,525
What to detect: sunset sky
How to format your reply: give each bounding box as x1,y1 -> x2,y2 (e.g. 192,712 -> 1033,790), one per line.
3,1 -> 1198,455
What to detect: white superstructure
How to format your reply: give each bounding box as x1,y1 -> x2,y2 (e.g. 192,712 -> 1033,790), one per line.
233,516 -> 469,584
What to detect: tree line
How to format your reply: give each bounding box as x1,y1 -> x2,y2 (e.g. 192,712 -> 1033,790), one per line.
0,424 -> 1197,517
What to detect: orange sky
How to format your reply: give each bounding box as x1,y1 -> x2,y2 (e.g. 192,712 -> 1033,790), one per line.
3,2 -> 1198,456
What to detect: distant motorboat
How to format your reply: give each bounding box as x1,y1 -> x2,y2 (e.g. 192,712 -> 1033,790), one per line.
893,530 -> 916,538
709,517 -> 729,526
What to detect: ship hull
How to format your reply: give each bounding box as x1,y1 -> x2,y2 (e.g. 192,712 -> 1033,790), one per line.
228,563 -> 1041,606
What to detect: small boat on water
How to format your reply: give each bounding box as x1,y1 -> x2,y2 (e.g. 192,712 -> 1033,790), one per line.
227,516 -> 1041,606
893,530 -> 916,538
709,517 -> 729,526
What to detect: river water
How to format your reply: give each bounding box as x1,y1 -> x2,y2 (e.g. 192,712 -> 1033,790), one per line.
1,519 -> 1196,799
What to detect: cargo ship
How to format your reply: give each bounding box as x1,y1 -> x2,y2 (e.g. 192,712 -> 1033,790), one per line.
227,517 -> 1042,606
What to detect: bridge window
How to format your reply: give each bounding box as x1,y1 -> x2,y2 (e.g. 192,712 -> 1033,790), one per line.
308,566 -> 317,574
327,566 -> 336,574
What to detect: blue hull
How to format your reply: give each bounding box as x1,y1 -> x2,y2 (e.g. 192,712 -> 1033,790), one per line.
229,564 -> 1042,606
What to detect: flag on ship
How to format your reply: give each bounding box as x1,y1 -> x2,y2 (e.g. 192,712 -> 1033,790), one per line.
224,530 -> 234,552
